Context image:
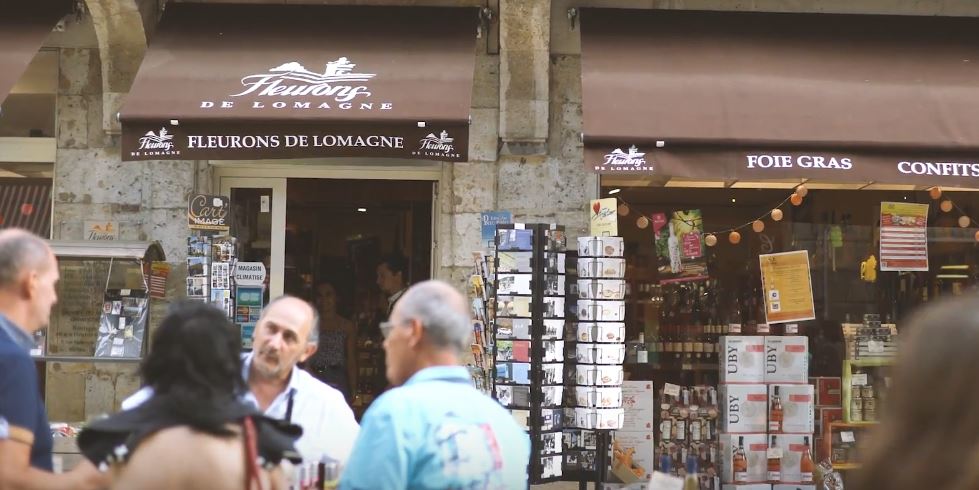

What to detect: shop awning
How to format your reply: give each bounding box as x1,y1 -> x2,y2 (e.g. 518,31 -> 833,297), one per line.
581,9 -> 979,187
0,1 -> 69,104
120,4 -> 478,162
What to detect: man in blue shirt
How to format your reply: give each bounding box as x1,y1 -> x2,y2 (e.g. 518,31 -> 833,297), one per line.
341,280 -> 529,490
0,229 -> 105,489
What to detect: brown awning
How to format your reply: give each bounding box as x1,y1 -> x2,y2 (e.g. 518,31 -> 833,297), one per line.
121,4 -> 478,162
582,9 -> 979,187
0,1 -> 69,105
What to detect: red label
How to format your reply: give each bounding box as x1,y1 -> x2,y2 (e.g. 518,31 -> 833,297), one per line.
747,394 -> 768,401
747,344 -> 765,352
749,444 -> 768,451
785,345 -> 806,352
789,394 -> 812,402
789,444 -> 806,451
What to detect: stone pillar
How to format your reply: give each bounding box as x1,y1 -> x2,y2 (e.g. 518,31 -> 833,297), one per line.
499,0 -> 550,156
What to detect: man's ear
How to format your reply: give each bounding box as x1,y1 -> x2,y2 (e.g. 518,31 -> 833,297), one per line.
299,343 -> 317,363
19,271 -> 36,300
407,318 -> 425,348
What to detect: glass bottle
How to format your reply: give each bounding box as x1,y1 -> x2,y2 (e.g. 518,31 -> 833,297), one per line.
800,436 -> 815,483
767,435 -> 781,483
769,386 -> 783,432
733,436 -> 749,482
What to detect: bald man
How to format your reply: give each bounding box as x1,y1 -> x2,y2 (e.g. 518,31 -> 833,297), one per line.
0,229 -> 106,489
124,296 -> 359,465
340,280 -> 530,490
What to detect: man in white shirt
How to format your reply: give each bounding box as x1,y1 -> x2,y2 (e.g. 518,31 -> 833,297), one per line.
124,296 -> 359,464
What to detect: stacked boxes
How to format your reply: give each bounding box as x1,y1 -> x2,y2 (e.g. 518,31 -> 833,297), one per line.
718,336 -> 814,489
654,384 -> 721,489
810,376 -> 842,461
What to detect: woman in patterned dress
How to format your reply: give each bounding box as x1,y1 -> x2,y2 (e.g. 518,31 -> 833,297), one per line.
304,281 -> 357,402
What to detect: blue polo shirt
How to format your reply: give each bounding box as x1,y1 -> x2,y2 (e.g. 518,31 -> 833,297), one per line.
0,315 -> 52,470
340,366 -> 530,490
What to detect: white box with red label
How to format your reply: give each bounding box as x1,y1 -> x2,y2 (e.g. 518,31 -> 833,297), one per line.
769,384 -> 814,434
720,336 -> 766,384
620,381 -> 656,432
719,433 -> 768,484
770,433 -> 815,483
720,384 -> 768,433
764,336 -> 809,384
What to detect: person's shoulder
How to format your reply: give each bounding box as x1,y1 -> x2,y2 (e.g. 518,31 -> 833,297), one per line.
0,339 -> 33,375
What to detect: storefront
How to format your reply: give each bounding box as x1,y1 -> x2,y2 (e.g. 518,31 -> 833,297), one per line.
576,8 -> 979,486
116,2 -> 480,413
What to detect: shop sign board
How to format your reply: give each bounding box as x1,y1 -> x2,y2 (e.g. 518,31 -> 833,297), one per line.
759,250 -> 816,324
83,221 -> 119,241
187,194 -> 230,232
481,211 -> 513,242
234,262 -> 266,285
879,202 -> 929,271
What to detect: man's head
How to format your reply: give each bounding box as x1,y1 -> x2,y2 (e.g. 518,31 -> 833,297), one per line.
376,254 -> 408,296
0,229 -> 58,333
381,280 -> 471,386
250,296 -> 319,381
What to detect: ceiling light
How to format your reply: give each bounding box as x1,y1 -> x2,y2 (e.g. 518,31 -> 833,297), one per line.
608,188 -> 621,195
357,208 -> 367,212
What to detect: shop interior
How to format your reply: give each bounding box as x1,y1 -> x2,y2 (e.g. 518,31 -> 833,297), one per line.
233,178 -> 434,417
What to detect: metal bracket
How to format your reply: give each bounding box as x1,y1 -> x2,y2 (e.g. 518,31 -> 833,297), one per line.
481,0 -> 500,55
568,8 -> 579,30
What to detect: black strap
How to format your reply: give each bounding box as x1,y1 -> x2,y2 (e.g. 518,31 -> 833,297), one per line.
284,389 -> 295,424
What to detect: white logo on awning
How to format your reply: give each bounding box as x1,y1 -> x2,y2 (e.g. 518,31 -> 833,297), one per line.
138,128 -> 175,151
603,145 -> 648,168
231,57 -> 376,102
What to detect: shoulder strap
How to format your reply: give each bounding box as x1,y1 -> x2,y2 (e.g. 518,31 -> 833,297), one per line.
243,416 -> 265,490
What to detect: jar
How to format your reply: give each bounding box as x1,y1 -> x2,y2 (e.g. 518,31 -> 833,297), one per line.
850,398 -> 864,422
861,385 -> 875,399
863,397 -> 877,422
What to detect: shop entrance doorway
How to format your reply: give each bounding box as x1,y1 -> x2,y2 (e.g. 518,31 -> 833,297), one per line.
216,164 -> 440,416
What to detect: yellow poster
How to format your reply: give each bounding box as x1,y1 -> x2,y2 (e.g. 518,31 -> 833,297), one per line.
589,198 -> 618,236
759,250 -> 816,324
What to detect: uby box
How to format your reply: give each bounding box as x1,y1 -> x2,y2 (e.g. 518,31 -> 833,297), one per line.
719,434 -> 768,484
810,377 -> 842,406
764,336 -> 809,384
770,384 -> 814,433
720,336 -> 766,383
720,384 -> 768,433
620,381 -> 656,432
771,433 -> 814,483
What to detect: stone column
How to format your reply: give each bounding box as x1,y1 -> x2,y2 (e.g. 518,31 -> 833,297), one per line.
499,0 -> 550,156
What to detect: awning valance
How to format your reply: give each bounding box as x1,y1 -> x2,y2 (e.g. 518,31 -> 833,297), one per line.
120,4 -> 478,162
581,9 -> 979,187
0,1 -> 69,105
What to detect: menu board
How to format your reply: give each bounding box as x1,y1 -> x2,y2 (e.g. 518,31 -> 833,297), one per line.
48,260 -> 111,356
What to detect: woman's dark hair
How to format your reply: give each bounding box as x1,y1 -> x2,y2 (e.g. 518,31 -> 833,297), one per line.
853,293 -> 979,490
379,253 -> 409,277
140,300 -> 245,434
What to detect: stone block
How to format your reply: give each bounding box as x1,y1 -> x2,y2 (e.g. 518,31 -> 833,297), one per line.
59,48 -> 100,96
146,207 -> 190,265
549,102 -> 583,162
500,0 -> 550,49
471,50 -> 500,109
500,99 -> 548,142
57,95 -> 88,149
448,212 -> 483,267
102,92 -> 125,134
497,156 -> 592,211
146,161 -> 196,208
87,94 -> 105,149
468,108 -> 499,162
549,55 -> 581,104
55,148 -> 142,205
452,161 -> 496,213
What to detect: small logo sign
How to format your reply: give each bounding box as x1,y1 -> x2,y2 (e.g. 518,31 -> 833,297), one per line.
413,130 -> 462,159
602,145 -> 649,170
187,194 -> 230,232
84,221 -> 118,241
138,128 -> 175,151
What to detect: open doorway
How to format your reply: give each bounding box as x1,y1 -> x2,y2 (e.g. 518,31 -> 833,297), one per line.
284,178 -> 434,417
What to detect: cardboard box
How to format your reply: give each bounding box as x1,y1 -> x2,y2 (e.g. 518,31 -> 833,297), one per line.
621,381 -> 656,432
770,433 -> 815,483
720,336 -> 766,384
765,336 -> 809,384
720,384 -> 768,433
769,384 -> 814,433
818,407 -> 843,435
612,431 -> 655,482
811,377 -> 842,406
719,434 -> 768,483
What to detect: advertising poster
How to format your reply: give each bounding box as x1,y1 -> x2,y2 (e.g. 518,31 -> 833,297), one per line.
654,209 -> 707,284
236,285 -> 264,349
879,202 -> 929,271
589,198 -> 618,236
759,250 -> 816,324
480,211 -> 513,243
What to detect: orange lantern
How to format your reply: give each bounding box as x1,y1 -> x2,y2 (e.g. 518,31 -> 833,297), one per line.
941,200 -> 954,213
929,187 -> 943,200
705,234 -> 718,247
752,220 -> 765,233
729,231 -> 742,244
790,193 -> 803,206
771,209 -> 784,221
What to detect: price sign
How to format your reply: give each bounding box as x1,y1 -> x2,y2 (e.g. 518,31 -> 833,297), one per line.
851,373 -> 868,386
785,323 -> 799,334
840,431 -> 856,443
664,383 -> 681,397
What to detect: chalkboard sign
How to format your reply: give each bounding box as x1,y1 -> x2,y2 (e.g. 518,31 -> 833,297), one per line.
48,260 -> 111,356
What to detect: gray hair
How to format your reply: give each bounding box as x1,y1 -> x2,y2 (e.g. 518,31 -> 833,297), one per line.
397,280 -> 471,353
265,295 -> 319,345
0,229 -> 51,288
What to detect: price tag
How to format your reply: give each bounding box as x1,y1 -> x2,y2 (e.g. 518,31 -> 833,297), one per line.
867,339 -> 884,353
664,383 -> 681,397
729,323 -> 742,334
681,363 -> 693,371
767,447 -> 783,459
757,323 -> 771,334
851,373 -> 868,386
785,323 -> 799,334
840,431 -> 856,443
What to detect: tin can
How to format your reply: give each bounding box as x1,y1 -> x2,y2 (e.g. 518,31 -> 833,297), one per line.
850,398 -> 864,422
861,385 -> 875,399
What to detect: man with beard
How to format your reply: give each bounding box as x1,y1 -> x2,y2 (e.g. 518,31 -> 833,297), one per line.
125,296 -> 359,465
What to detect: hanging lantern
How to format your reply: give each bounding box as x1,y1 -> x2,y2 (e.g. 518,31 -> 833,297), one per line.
790,193 -> 803,206
941,200 -> 954,213
729,231 -> 742,244
636,216 -> 649,229
795,184 -> 809,198
617,203 -> 630,216
771,209 -> 784,221
929,187 -> 943,200
959,216 -> 971,228
752,220 -> 765,233
975,230 -> 979,242
705,234 -> 718,247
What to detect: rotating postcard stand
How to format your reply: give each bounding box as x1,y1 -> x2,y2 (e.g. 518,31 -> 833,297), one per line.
491,223 -> 568,485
